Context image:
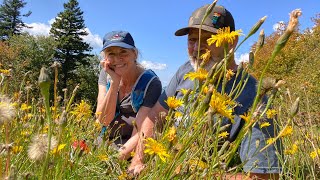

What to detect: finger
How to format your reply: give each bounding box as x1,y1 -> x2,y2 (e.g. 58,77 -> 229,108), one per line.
133,164 -> 145,175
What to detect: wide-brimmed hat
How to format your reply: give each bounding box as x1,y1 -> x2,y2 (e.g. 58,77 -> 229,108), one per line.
175,5 -> 235,36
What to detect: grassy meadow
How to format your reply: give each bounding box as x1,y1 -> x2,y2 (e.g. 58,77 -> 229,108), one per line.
1,3 -> 320,180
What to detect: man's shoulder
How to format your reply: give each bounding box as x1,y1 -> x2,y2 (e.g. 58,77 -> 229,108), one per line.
175,61 -> 193,77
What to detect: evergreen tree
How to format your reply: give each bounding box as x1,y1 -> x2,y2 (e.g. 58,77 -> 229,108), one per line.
0,0 -> 31,40
50,0 -> 92,89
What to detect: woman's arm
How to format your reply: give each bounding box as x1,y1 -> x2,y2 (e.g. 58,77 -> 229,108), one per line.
96,81 -> 119,126
118,106 -> 151,160
119,77 -> 162,160
128,102 -> 168,174
96,61 -> 121,126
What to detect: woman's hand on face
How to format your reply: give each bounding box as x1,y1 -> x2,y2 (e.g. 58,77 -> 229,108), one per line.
100,60 -> 121,84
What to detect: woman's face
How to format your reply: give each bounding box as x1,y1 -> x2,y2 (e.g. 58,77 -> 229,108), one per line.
104,46 -> 137,75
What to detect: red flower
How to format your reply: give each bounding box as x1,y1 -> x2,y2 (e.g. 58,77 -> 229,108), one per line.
72,140 -> 89,152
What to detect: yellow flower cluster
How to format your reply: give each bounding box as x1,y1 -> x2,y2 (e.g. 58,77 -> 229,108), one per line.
200,49 -> 211,63
97,154 -> 109,162
0,69 -> 11,76
165,96 -> 183,110
225,69 -> 235,81
184,68 -> 208,82
164,126 -> 177,142
280,126 -> 293,137
51,144 -> 66,155
70,100 -> 92,122
207,27 -> 243,47
267,138 -> 276,145
310,148 -> 320,159
284,142 -> 299,155
144,138 -> 170,162
209,90 -> 235,121
266,109 -> 277,119
188,158 -> 208,171
20,103 -> 32,111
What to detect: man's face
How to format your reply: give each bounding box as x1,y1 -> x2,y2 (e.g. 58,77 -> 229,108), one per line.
187,28 -> 224,70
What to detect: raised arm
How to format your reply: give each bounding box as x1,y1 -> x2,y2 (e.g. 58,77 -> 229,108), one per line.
96,81 -> 119,126
96,61 -> 121,126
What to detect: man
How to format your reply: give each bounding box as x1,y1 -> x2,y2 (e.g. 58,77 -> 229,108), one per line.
129,4 -> 281,179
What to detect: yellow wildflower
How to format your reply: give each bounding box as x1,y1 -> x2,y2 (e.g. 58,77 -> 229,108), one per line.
144,138 -> 170,162
174,111 -> 183,118
42,125 -> 48,133
267,138 -> 276,145
209,91 -> 234,121
21,130 -> 31,137
225,69 -> 235,81
13,92 -> 20,100
165,96 -> 183,110
240,112 -> 251,123
0,69 -> 11,76
130,151 -> 135,157
188,158 -> 208,171
202,86 -> 209,94
164,126 -> 177,142
51,144 -> 66,155
284,143 -> 298,155
12,146 -> 23,154
97,154 -> 109,162
180,88 -> 190,95
207,27 -> 243,47
184,68 -> 208,82
266,109 -> 277,119
200,49 -> 211,63
218,131 -> 229,138
50,106 -> 56,111
310,149 -> 320,159
94,121 -> 101,131
20,103 -> 32,111
70,100 -> 92,122
280,126 -> 293,137
118,172 -> 128,180
260,122 -> 271,128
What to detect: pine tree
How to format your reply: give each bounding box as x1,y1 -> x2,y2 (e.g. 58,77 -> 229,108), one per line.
0,0 -> 31,40
50,0 -> 92,89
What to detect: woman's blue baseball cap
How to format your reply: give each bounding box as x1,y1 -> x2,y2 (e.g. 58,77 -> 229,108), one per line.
101,31 -> 135,52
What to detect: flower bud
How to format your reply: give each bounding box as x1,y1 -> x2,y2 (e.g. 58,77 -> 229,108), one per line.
249,51 -> 254,68
247,16 -> 267,38
254,29 -> 265,55
290,97 -> 300,117
38,67 -> 50,96
272,9 -> 302,57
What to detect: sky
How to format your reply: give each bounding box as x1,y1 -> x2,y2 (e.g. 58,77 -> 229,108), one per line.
21,0 -> 319,86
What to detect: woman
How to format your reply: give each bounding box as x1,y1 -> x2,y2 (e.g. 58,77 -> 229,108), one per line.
96,30 -> 162,160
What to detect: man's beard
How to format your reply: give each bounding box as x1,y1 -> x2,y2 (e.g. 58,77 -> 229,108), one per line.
189,55 -> 217,72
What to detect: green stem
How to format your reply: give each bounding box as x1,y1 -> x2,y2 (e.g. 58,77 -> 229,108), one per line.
5,122 -> 10,177
40,92 -> 52,180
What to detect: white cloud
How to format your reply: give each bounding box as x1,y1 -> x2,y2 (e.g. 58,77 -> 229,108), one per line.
273,21 -> 286,31
82,28 -> 103,50
22,20 -> 103,50
48,18 -> 56,25
140,60 -> 167,70
22,22 -> 51,36
235,52 -> 249,64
